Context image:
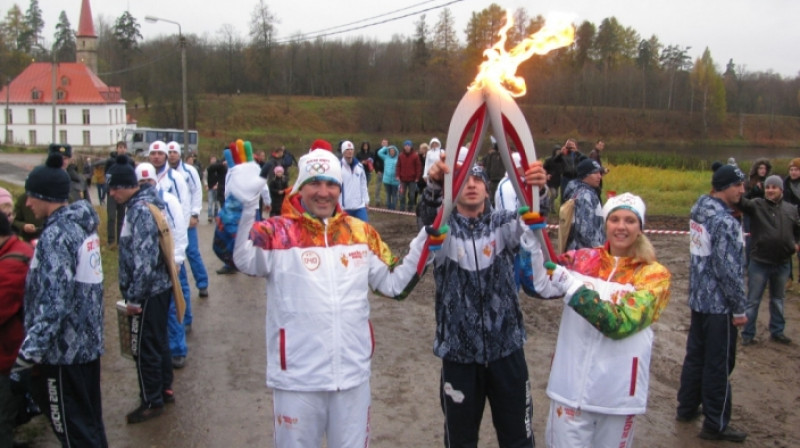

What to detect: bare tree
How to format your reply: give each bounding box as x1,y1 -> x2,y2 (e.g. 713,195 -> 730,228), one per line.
249,0 -> 279,95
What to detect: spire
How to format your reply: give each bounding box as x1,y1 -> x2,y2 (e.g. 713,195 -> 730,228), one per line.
77,0 -> 96,37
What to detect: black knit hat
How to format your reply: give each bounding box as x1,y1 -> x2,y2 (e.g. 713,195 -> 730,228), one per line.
577,159 -> 602,179
107,155 -> 138,189
711,164 -> 745,192
25,153 -> 70,202
48,143 -> 72,158
468,165 -> 489,185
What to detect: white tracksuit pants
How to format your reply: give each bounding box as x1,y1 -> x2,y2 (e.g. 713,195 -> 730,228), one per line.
546,400 -> 637,448
272,380 -> 371,448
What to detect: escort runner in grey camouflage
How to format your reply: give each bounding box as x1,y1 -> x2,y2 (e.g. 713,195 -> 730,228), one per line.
430,207 -> 529,363
118,184 -> 171,303
689,194 -> 746,315
562,177 -> 605,251
21,200 -> 104,365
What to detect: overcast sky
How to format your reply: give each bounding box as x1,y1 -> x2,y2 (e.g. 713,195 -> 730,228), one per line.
32,0 -> 800,77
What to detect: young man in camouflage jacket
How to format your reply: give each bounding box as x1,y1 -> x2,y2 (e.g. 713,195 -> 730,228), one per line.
421,159 -> 549,447
108,156 -> 174,424
677,164 -> 749,443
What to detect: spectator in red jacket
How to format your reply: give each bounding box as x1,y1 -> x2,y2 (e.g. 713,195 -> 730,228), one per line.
396,140 -> 422,212
0,211 -> 34,447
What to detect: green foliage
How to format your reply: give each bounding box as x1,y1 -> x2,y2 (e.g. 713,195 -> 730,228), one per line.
606,152 -> 710,170
53,10 -> 75,62
17,0 -> 43,53
113,11 -> 142,53
603,164 -> 710,216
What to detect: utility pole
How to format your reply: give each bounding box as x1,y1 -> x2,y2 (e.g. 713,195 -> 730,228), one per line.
145,16 -> 189,154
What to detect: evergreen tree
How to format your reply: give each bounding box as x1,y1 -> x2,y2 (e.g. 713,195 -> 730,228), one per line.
53,10 -> 76,62
113,11 -> 142,54
412,14 -> 429,69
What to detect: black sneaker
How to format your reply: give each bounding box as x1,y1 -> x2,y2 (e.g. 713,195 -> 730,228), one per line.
126,403 -> 164,424
771,334 -> 792,344
172,356 -> 186,369
741,337 -> 755,346
216,266 -> 237,275
676,407 -> 702,422
698,426 -> 747,442
199,288 -> 208,298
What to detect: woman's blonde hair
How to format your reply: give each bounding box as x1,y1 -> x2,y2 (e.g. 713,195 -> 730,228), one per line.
629,233 -> 656,263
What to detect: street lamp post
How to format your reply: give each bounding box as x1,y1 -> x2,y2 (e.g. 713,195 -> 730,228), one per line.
145,15 -> 189,154
52,51 -> 57,143
4,75 -> 9,145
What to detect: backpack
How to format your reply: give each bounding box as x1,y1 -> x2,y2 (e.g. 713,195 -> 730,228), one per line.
558,197 -> 575,254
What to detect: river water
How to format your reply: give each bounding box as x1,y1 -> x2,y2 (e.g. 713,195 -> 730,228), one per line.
608,144 -> 799,164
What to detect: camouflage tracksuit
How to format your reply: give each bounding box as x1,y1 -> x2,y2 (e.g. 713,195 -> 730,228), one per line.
20,199 -> 107,446
119,184 -> 173,408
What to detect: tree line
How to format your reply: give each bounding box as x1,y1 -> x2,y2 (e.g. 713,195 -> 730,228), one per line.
2,0 -> 798,137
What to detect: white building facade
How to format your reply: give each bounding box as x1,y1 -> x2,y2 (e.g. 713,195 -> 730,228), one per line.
1,62 -> 127,149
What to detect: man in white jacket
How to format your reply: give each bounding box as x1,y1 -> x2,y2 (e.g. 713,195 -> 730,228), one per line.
224,143 -> 442,447
338,140 -> 370,221
166,141 -> 209,300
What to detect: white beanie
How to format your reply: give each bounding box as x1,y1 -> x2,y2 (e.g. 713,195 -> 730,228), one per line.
135,162 -> 158,183
148,140 -> 167,155
602,192 -> 646,228
341,140 -> 354,151
290,149 -> 343,194
166,141 -> 181,155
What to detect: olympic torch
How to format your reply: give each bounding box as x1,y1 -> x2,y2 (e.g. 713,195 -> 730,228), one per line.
416,12 -> 574,274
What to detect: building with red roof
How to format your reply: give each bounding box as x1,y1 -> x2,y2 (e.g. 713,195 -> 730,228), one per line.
0,0 -> 126,149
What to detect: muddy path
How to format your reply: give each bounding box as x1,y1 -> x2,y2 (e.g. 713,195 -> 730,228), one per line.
20,209 -> 800,447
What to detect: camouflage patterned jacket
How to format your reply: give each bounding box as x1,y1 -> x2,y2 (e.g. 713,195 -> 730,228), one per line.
118,184 -> 171,303
563,178 -> 606,251
21,200 -> 104,365
689,194 -> 746,315
430,206 -> 532,364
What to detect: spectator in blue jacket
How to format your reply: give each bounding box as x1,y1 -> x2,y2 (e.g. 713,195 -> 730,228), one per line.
377,145 -> 399,210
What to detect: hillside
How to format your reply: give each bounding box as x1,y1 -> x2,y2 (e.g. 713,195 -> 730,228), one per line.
129,94 -> 800,158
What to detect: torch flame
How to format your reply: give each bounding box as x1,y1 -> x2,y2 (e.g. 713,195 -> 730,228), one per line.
469,12 -> 575,97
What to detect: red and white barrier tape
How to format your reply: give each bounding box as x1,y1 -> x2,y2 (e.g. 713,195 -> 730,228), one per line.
367,206 -> 691,236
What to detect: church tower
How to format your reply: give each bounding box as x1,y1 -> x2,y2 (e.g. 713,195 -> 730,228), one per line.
75,0 -> 98,73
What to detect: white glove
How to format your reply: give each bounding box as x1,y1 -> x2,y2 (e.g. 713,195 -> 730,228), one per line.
550,265 -> 584,300
225,162 -> 266,206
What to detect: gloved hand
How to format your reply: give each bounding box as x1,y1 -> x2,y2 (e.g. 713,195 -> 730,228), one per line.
518,206 -> 547,230
11,354 -> 34,375
544,261 -> 584,299
425,224 -> 450,251
225,162 -> 266,206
